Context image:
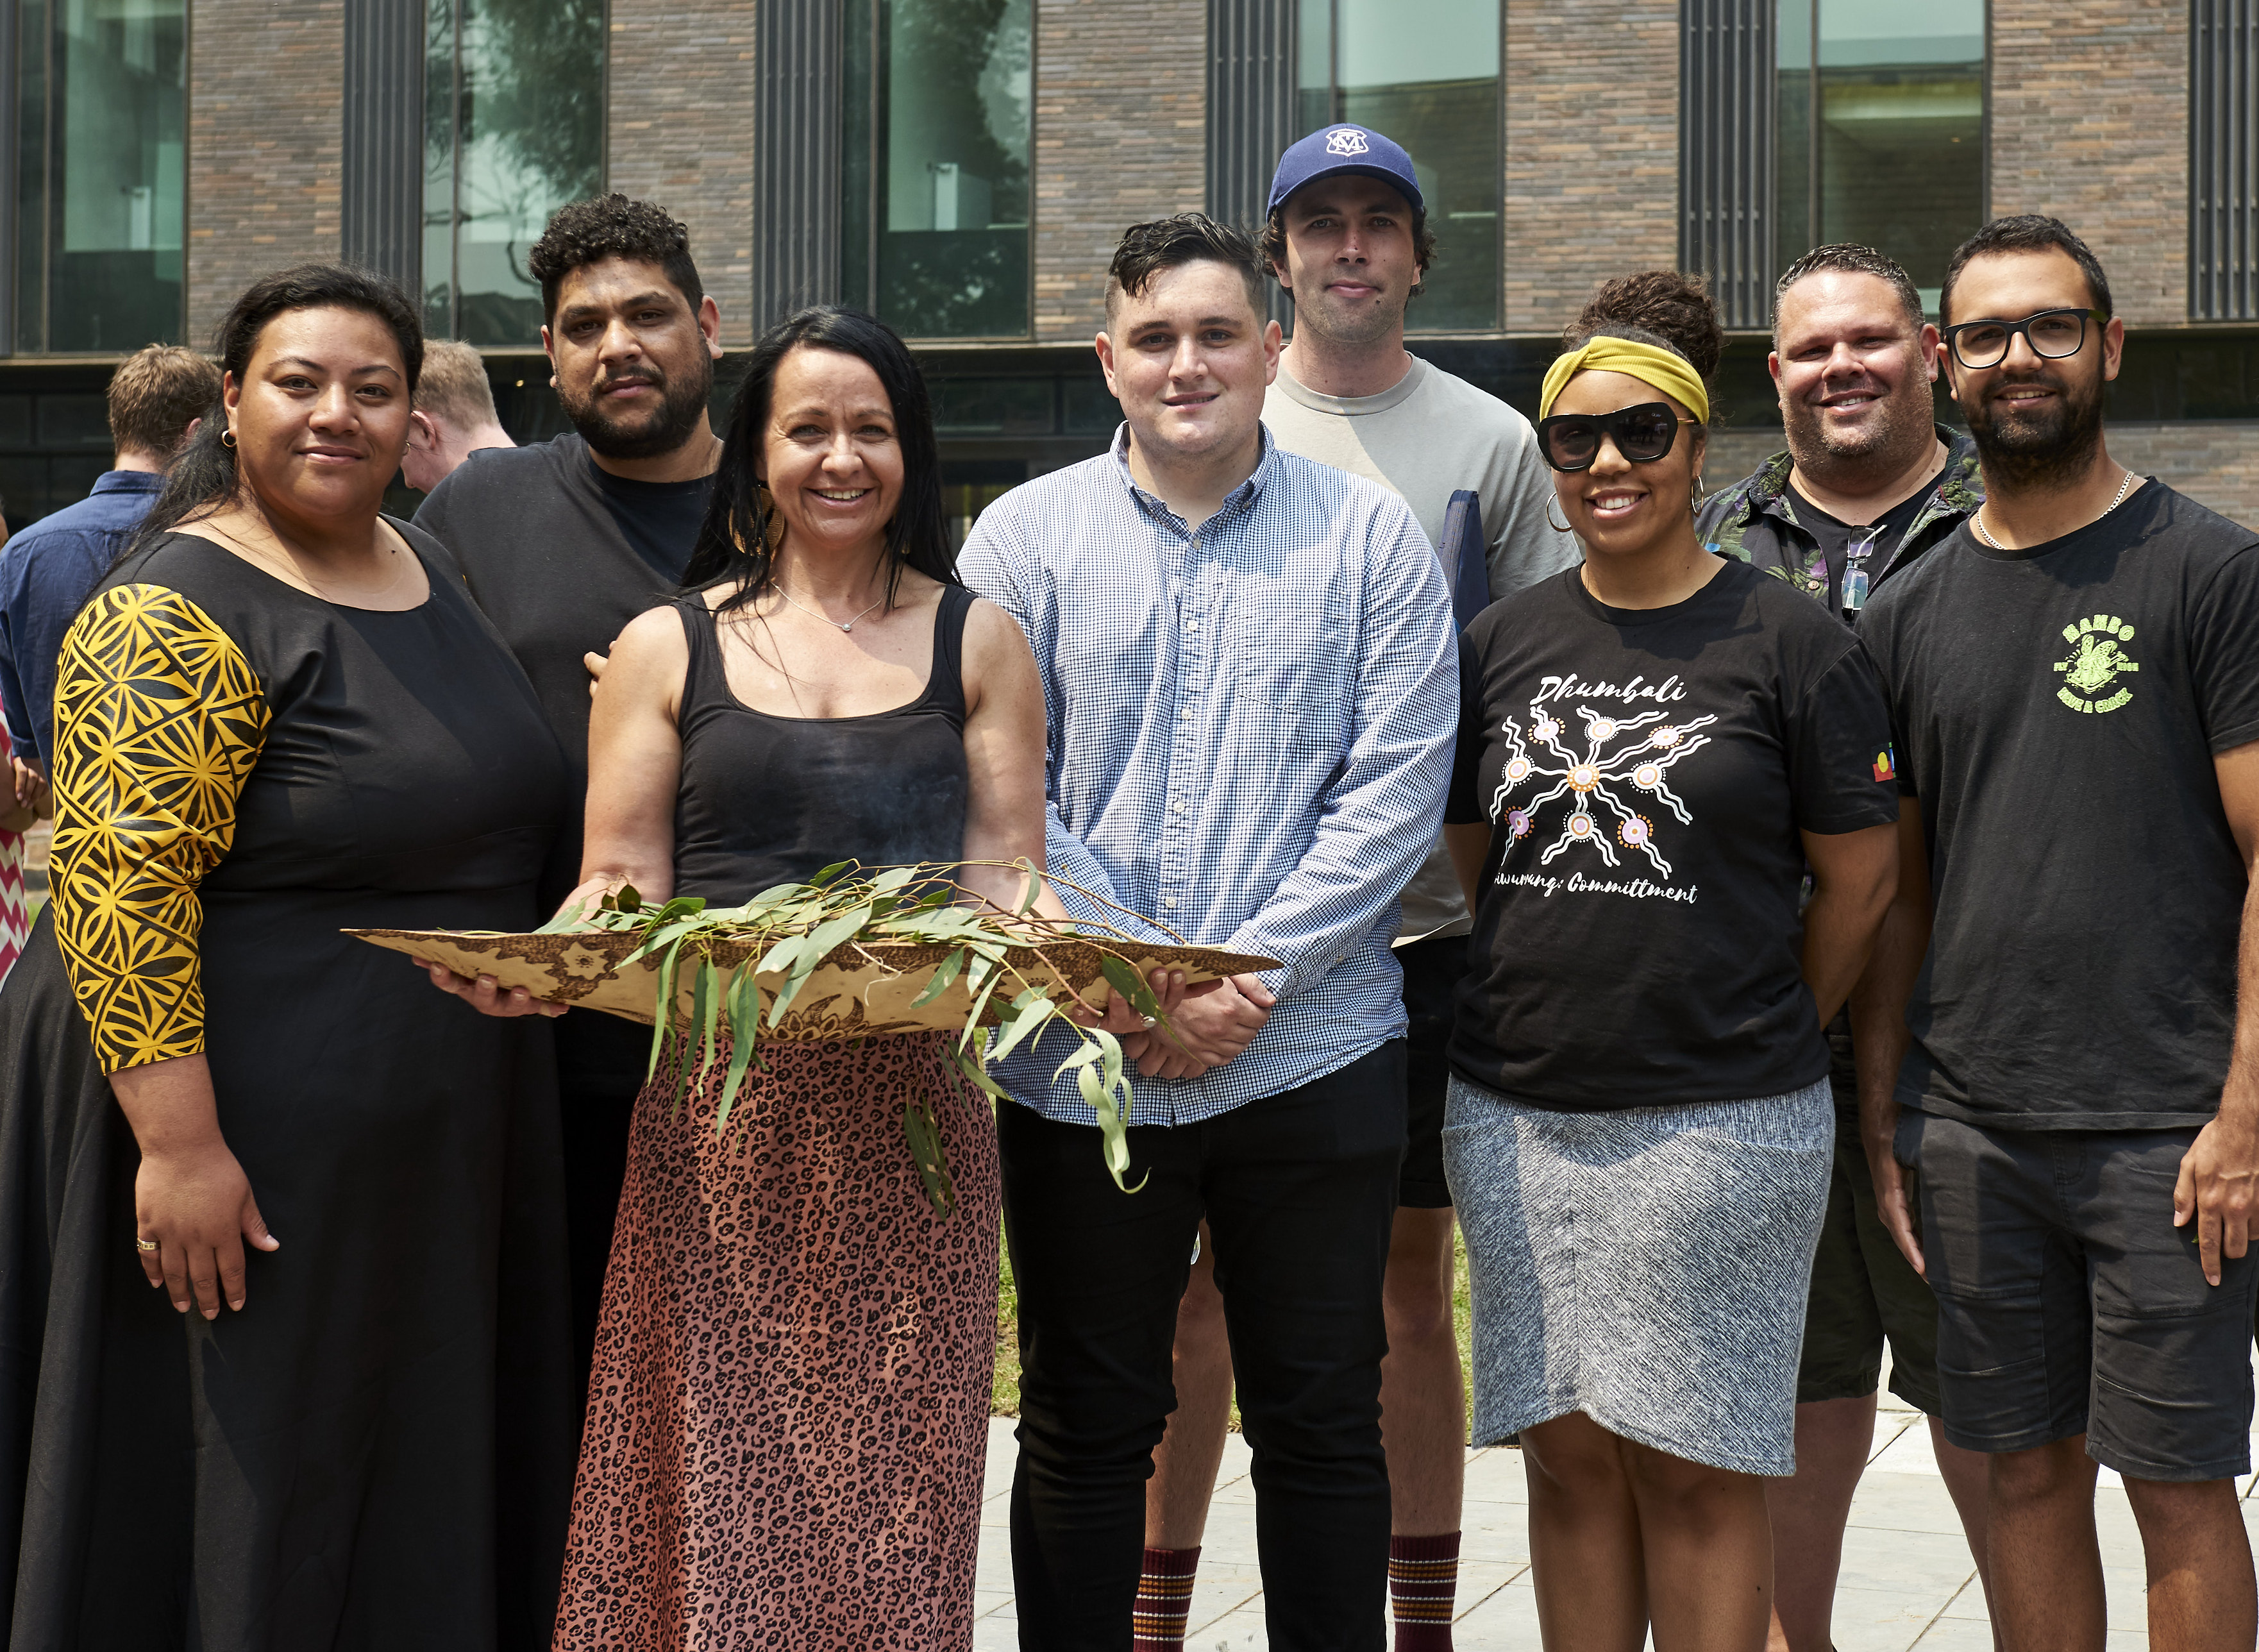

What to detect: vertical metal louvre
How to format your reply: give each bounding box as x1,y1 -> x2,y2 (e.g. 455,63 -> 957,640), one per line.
341,0 -> 424,298
1679,0 -> 1774,331
1205,0 -> 1297,235
1205,0 -> 1296,327
752,0 -> 842,328
2192,0 -> 2259,321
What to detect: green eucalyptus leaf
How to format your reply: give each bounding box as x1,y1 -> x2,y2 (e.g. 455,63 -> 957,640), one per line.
903,1097 -> 958,1218
613,882 -> 642,913
911,946 -> 967,1007
805,905 -> 873,965
1012,860 -> 1043,916
696,961 -> 721,1085
1052,1041 -> 1104,1079
755,933 -> 805,977
1076,1063 -> 1145,1193
534,896 -> 591,934
680,958 -> 709,1093
988,995 -> 1055,1065
646,935 -> 688,1083
716,968 -> 760,1132
1099,954 -> 1161,1018
952,1047 -> 1011,1101
808,860 -> 852,888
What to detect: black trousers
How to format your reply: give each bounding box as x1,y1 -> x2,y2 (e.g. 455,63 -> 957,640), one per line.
999,1042 -> 1407,1651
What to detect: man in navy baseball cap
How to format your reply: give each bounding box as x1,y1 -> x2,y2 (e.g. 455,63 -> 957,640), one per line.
1266,123 -> 1425,215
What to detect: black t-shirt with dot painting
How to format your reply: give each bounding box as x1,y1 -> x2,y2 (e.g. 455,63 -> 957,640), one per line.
1445,557 -> 1899,1110
1856,481 -> 2259,1130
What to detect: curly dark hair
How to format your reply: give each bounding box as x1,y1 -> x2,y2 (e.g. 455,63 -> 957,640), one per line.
1564,271 -> 1724,385
527,193 -> 703,324
1105,214 -> 1270,324
1259,198 -> 1437,301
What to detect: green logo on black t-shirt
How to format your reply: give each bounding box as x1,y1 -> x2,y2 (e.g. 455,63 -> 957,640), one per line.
2055,614 -> 2139,714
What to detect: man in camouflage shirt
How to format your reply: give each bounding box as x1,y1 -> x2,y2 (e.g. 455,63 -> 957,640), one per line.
1694,244 -> 1993,1652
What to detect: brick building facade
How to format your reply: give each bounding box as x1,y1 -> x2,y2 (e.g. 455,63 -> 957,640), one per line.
1,0 -> 2255,528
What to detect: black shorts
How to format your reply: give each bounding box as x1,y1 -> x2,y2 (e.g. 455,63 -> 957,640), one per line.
1797,1097 -> 1942,1412
1396,934 -> 1464,1209
1902,1109 -> 2258,1482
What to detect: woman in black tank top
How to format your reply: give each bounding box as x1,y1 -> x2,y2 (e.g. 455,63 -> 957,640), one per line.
532,309 -> 1081,1651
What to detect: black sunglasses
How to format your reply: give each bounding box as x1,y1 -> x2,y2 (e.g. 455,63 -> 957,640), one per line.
1536,402 -> 1699,472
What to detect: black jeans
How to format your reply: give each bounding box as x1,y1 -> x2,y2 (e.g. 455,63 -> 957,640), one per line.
999,1042 -> 1407,1651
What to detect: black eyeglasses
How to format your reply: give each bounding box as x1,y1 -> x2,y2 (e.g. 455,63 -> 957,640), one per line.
1536,403 -> 1698,472
1942,307 -> 2108,370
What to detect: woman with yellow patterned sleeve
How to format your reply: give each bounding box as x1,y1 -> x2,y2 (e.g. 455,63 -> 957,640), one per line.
0,267 -> 576,1649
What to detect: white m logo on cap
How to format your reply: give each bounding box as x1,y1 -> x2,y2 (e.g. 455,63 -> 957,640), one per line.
1324,128 -> 1370,156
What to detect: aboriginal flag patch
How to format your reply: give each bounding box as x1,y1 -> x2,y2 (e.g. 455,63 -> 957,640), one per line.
1872,746 -> 1896,784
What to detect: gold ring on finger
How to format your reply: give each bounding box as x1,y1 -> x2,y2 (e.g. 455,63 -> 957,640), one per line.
134,1236 -> 159,1252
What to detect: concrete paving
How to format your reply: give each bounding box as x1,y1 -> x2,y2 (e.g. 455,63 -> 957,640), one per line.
971,1370 -> 2259,1650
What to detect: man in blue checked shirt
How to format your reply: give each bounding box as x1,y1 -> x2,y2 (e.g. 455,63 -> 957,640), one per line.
959,213 -> 1457,1651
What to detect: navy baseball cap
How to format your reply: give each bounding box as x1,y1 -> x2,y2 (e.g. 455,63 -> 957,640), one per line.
1267,124 -> 1424,216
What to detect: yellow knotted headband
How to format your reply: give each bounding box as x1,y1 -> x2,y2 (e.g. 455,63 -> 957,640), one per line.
1539,336 -> 1711,425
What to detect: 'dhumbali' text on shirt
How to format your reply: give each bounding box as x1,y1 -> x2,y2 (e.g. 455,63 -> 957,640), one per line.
1531,673 -> 1690,705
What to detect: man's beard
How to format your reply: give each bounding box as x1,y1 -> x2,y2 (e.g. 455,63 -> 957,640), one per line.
560,355 -> 713,461
1782,373 -> 1935,476
1964,366 -> 2107,493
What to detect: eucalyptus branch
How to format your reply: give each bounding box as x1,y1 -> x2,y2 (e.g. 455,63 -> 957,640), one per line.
585,858 -> 1171,1213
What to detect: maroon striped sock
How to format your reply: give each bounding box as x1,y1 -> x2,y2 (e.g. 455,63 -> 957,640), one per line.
1132,1544 -> 1200,1651
1388,1531 -> 1461,1650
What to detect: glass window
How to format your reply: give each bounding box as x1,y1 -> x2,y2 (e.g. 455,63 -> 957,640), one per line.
12,0 -> 187,353
1295,0 -> 1500,333
842,0 -> 1033,340
1776,0 -> 1985,314
424,0 -> 607,346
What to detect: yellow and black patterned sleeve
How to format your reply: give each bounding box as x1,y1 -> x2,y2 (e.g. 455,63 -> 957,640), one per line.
49,584 -> 269,1074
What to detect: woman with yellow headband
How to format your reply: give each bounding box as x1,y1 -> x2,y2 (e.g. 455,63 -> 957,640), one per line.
1436,274 -> 1903,1650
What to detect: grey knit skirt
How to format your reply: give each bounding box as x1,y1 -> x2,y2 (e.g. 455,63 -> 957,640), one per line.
1443,1073 -> 1833,1476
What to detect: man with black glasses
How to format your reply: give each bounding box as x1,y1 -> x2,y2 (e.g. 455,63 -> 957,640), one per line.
1695,244 -> 1993,1652
1859,215 -> 2259,1651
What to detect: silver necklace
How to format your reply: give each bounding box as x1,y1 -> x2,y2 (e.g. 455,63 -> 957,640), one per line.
1972,468 -> 2136,550
773,580 -> 886,634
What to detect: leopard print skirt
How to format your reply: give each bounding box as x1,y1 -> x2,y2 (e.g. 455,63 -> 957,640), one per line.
552,1032 -> 1001,1651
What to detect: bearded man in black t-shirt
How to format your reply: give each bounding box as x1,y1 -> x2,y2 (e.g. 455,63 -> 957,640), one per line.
1697,245 -> 1994,1652
1858,215 -> 2259,1650
414,193 -> 725,1387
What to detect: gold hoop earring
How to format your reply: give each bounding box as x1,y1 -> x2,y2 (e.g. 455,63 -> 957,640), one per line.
220,428 -> 237,450
1545,498 -> 1573,535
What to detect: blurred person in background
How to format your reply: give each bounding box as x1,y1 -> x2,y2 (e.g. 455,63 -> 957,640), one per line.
1694,243 -> 1995,1652
1138,124 -> 1575,1652
0,343 -> 218,779
403,339 -> 517,493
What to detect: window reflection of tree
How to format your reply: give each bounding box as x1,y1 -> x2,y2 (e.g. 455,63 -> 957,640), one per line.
424,0 -> 606,344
